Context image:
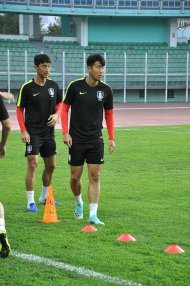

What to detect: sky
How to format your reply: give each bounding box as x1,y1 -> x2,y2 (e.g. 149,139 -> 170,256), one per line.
41,16 -> 57,29
177,26 -> 190,39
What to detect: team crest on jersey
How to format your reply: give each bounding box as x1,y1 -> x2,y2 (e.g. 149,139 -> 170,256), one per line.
27,145 -> 32,153
48,88 -> 55,97
97,91 -> 104,101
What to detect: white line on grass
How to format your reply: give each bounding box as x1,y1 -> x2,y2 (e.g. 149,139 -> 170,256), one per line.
12,251 -> 145,286
117,128 -> 190,134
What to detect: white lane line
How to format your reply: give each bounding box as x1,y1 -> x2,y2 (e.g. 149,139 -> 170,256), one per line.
114,107 -> 190,110
117,128 -> 190,134
6,110 -> 16,113
12,251 -> 145,286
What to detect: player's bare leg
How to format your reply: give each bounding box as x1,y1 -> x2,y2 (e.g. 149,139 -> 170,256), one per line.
87,164 -> 105,225
0,202 -> 10,258
25,155 -> 38,212
70,166 -> 84,219
39,155 -> 56,203
42,155 -> 56,186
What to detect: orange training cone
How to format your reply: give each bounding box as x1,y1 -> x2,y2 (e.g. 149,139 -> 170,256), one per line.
117,233 -> 136,242
39,186 -> 60,223
81,225 -> 97,232
164,244 -> 185,254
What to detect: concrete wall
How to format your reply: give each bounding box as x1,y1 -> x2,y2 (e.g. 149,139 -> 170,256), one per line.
88,17 -> 168,43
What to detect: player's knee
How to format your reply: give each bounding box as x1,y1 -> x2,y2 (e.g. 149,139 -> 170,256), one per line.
2,118 -> 11,132
45,164 -> 55,174
5,124 -> 11,133
90,173 -> 100,183
27,161 -> 38,178
71,175 -> 81,184
28,161 -> 38,172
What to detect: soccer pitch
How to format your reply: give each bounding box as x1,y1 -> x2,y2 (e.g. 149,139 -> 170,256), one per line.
0,126 -> 189,286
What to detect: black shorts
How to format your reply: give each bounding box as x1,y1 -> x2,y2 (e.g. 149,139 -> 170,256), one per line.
69,142 -> 104,166
25,134 -> 56,157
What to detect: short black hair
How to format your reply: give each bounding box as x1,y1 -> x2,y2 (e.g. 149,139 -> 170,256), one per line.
87,54 -> 105,67
34,54 -> 51,66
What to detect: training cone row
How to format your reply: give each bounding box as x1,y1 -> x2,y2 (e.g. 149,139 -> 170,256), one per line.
38,197 -> 185,254
116,234 -> 184,254
39,186 -> 60,223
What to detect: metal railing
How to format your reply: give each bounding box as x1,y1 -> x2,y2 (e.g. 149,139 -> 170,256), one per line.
1,0 -> 190,9
0,50 -> 189,103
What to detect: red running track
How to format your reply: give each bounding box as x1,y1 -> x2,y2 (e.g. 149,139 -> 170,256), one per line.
3,103 -> 190,131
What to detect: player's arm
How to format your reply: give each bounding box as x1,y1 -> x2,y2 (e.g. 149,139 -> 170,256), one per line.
104,87 -> 115,153
61,103 -> 72,148
0,96 -> 11,158
61,83 -> 75,148
0,91 -> 14,102
16,107 -> 30,144
47,85 -> 63,127
0,118 -> 11,158
47,102 -> 62,127
16,85 -> 30,143
105,109 -> 115,153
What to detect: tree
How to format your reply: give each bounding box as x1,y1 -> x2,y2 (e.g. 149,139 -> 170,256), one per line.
41,16 -> 61,36
0,13 -> 19,34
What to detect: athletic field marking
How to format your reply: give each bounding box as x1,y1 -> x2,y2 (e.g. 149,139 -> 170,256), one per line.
12,251 -> 145,286
117,128 -> 190,134
6,110 -> 17,113
114,107 -> 190,110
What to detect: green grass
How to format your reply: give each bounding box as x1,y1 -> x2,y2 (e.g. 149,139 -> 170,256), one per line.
0,126 -> 189,286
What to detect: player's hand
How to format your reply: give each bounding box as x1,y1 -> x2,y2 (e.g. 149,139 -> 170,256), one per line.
47,113 -> 59,127
0,92 -> 14,102
21,131 -> 30,144
0,143 -> 6,158
63,133 -> 72,148
108,140 -> 115,154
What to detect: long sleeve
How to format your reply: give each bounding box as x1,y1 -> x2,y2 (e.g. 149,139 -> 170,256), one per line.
16,107 -> 26,132
105,109 -> 114,140
61,103 -> 70,134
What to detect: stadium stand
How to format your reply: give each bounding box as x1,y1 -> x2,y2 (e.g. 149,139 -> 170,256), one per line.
1,38 -> 190,102
0,38 -> 57,87
45,40 -> 190,86
0,1 -> 190,102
